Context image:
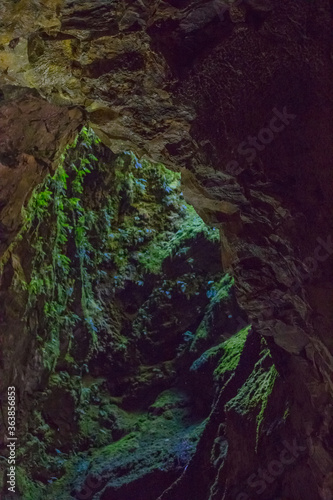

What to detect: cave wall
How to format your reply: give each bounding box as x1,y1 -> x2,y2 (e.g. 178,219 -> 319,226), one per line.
0,87 -> 83,256
0,130 -> 239,499
0,0 -> 333,499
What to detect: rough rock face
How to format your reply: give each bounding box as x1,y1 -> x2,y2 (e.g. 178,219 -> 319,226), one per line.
0,132 -> 239,499
0,1 -> 333,499
0,88 -> 83,256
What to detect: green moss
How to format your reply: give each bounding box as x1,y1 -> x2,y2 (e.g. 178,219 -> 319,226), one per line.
10,126 -> 232,498
189,325 -> 249,380
19,128 -> 107,366
208,275 -> 234,305
189,274 -> 234,353
39,455 -> 91,500
213,325 -> 250,379
255,364 -> 278,449
42,390 -> 205,499
16,466 -> 44,500
77,404 -> 113,448
190,343 -> 223,371
225,350 -> 279,451
149,389 -> 190,413
138,203 -> 220,274
191,320 -> 209,347
17,124 -> 224,374
85,405 -> 204,486
283,406 -> 290,422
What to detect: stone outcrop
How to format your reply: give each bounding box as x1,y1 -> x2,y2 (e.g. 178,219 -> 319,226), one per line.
0,1 -> 333,499
0,87 -> 82,256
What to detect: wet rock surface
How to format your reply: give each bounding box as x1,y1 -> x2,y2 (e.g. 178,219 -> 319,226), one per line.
0,1 -> 333,499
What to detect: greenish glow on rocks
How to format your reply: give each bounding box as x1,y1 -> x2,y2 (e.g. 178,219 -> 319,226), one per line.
138,203 -> 220,274
225,349 -> 279,451
214,325 -> 251,380
189,274 -> 235,354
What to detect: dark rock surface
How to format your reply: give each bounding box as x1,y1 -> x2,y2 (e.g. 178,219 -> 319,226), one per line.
0,1 -> 332,499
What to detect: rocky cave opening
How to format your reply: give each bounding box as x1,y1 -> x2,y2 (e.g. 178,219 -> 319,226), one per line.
1,1 -> 333,499
0,127 -> 251,500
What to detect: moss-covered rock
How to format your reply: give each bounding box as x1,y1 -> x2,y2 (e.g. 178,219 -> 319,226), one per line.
1,128 -> 239,499
26,388 -> 205,500
225,344 -> 279,449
